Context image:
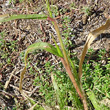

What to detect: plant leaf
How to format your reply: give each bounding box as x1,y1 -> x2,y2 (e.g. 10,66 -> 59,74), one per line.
87,91 -> 101,110
51,33 -> 63,58
19,42 -> 63,91
19,67 -> 26,91
0,14 -> 47,23
79,18 -> 110,79
25,42 -> 63,64
51,73 -> 64,109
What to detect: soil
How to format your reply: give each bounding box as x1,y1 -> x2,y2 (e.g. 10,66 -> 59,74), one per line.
0,0 -> 110,109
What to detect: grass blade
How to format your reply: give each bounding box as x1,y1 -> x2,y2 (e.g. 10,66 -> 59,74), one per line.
0,14 -> 47,23
45,0 -> 52,18
19,42 -> 63,91
79,18 -> 110,79
51,73 -> 64,109
24,42 -> 63,64
87,91 -> 101,110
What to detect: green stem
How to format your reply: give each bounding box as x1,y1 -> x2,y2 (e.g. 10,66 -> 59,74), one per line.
47,17 -> 69,66
45,0 -> 52,17
61,58 -> 88,110
47,17 -> 88,110
0,14 -> 47,23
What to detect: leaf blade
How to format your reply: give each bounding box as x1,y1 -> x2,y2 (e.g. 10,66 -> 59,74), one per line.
0,14 -> 48,23
87,91 -> 101,110
25,42 -> 63,59
79,18 -> 110,79
19,42 -> 63,91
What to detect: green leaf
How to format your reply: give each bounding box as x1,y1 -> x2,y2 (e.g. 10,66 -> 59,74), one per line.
51,73 -> 64,109
51,33 -> 63,58
87,91 -> 101,110
45,0 -> 52,18
25,42 -> 63,65
19,42 -> 63,92
0,14 -> 47,23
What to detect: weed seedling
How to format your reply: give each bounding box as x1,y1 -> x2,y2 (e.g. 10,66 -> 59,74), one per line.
0,0 -> 110,110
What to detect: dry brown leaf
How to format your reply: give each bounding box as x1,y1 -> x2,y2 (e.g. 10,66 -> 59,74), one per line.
79,18 -> 110,79
19,67 -> 26,91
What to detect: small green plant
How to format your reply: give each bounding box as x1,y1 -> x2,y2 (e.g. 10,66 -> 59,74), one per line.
32,61 -> 83,109
82,6 -> 91,16
0,31 -> 18,66
82,48 -> 110,109
0,0 -> 110,109
70,2 -> 77,10
50,5 -> 59,17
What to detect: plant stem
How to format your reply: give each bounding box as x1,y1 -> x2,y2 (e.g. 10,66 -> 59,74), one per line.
47,17 -> 88,110
47,17 -> 69,66
61,58 -> 88,110
45,0 -> 52,17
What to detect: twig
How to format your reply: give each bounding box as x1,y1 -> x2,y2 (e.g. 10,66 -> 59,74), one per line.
29,86 -> 40,97
4,68 -> 16,89
10,84 -> 31,94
